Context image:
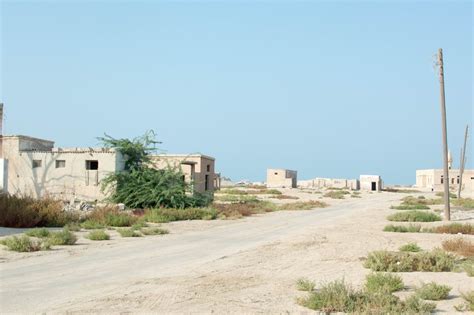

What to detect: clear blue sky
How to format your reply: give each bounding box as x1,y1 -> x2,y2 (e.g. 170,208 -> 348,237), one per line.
1,1 -> 472,184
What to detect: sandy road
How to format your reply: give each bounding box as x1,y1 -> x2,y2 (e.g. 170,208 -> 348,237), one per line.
0,193 -> 408,313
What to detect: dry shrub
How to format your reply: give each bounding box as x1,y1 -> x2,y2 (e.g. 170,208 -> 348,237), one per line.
442,238 -> 474,257
213,200 -> 277,218
270,194 -> 299,200
431,223 -> 474,235
0,193 -> 78,228
87,205 -> 137,227
279,200 -> 327,210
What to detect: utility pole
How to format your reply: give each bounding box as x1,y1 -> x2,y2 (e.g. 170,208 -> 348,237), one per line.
437,48 -> 450,221
457,125 -> 469,199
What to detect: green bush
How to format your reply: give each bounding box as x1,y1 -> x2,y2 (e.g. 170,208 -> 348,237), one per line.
105,212 -> 137,227
144,207 -> 217,223
64,223 -> 82,232
117,228 -> 142,237
0,235 -> 50,252
364,249 -> 455,272
387,211 -> 441,222
48,228 -> 77,245
365,273 -> 404,293
415,282 -> 451,300
390,204 -> 430,210
99,132 -> 212,209
141,227 -> 169,235
296,278 -> 315,292
87,230 -> 110,241
399,243 -> 422,252
25,228 -> 51,238
383,224 -> 422,233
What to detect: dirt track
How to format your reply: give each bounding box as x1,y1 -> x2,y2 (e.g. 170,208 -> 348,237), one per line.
1,191 -> 473,314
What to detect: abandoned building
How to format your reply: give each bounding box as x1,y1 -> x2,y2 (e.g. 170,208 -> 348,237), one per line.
359,175 -> 383,191
416,169 -> 474,193
0,105 -> 218,200
298,178 -> 359,190
266,168 -> 297,188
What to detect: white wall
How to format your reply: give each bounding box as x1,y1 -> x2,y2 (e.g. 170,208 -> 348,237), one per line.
0,158 -> 7,192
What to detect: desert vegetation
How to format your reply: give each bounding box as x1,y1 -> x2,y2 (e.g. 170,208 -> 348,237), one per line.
442,238 -> 474,257
399,242 -> 422,252
415,282 -> 451,300
323,190 -> 350,199
0,235 -> 50,252
87,230 -> 110,241
383,224 -> 422,233
387,210 -> 441,222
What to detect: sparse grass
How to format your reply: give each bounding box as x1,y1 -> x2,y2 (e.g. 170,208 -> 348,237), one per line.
453,198 -> 474,210
460,291 -> 474,311
144,207 -> 217,223
429,223 -> 474,235
390,204 -> 430,210
141,227 -> 169,235
415,282 -> 451,300
279,200 -> 327,210
270,194 -> 299,200
64,222 -> 82,232
214,194 -> 258,203
87,230 -> 110,241
220,189 -> 249,195
387,211 -> 441,222
383,188 -> 421,193
399,243 -> 422,252
296,278 -> 315,292
0,235 -> 50,252
117,228 -> 142,237
81,219 -> 105,230
383,224 -> 422,233
442,238 -> 474,257
365,273 -> 404,293
364,249 -> 455,272
48,228 -> 77,245
87,206 -> 137,227
323,190 -> 350,199
298,279 -> 435,314
435,191 -> 457,199
213,200 -> 277,218
25,228 -> 50,238
131,220 -> 148,230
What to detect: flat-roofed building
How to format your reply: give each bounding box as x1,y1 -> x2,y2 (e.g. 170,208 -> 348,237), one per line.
360,175 -> 383,191
416,169 -> 474,193
266,168 -> 297,188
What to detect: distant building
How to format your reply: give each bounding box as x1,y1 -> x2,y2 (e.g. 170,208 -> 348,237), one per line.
266,168 -> 297,188
298,178 -> 359,190
416,169 -> 474,193
360,175 -> 383,191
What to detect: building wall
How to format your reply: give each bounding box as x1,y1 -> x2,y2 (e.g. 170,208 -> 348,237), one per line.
151,154 -> 216,194
0,158 -> 7,192
2,136 -> 124,201
416,169 -> 474,193
266,168 -> 297,188
298,178 -> 359,190
360,175 -> 382,191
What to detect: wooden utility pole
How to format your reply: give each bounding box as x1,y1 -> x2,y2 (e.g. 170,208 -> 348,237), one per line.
437,48 -> 450,220
457,125 -> 469,199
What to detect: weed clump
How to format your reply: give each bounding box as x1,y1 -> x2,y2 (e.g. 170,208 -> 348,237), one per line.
415,282 -> 451,300
81,219 -> 105,230
48,228 -> 77,245
364,249 -> 455,272
0,235 -> 50,252
117,228 -> 142,237
25,228 -> 50,238
141,227 -> 169,235
399,243 -> 422,252
430,223 -> 474,235
87,230 -> 110,241
387,211 -> 441,222
365,273 -> 404,293
323,190 -> 349,199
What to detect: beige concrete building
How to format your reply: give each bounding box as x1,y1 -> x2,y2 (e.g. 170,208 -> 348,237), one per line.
1,135 -> 126,200
151,154 -> 218,194
266,168 -> 297,188
360,175 -> 383,191
298,178 -> 359,190
416,169 -> 474,193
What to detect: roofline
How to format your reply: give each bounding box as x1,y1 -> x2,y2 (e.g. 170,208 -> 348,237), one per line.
152,153 -> 215,161
2,135 -> 55,143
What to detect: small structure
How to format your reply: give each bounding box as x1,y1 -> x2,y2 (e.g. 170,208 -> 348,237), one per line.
416,169 -> 474,193
360,175 -> 382,192
298,178 -> 359,190
266,168 -> 297,188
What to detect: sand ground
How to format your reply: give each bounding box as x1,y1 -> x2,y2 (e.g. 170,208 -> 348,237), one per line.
0,189 -> 473,314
